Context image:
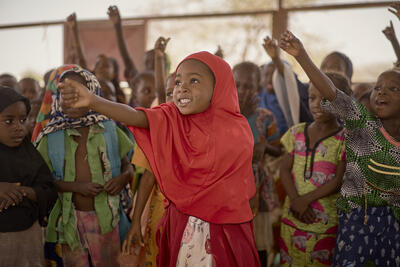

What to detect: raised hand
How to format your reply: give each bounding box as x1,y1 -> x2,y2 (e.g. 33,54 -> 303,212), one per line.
76,182 -> 103,197
262,36 -> 279,59
59,78 -> 93,109
279,31 -> 304,57
383,20 -> 397,41
214,45 -> 224,58
154,37 -> 170,58
66,13 -> 77,29
108,5 -> 121,25
389,2 -> 400,21
121,220 -> 144,255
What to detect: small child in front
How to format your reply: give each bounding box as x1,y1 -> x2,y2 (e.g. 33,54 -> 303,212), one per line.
60,52 -> 261,266
0,86 -> 57,266
36,66 -> 134,267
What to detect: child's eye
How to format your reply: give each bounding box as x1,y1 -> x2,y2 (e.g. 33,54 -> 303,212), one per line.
175,80 -> 182,86
389,87 -> 399,92
4,119 -> 12,124
373,86 -> 381,91
20,118 -> 27,124
190,78 -> 199,84
166,92 -> 173,97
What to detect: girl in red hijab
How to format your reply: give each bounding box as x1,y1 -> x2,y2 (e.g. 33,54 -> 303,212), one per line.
60,51 -> 260,267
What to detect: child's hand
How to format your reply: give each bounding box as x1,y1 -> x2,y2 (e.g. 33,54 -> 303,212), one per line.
289,195 -> 310,218
0,182 -> 23,210
300,207 -> 316,224
214,45 -> 224,58
279,31 -> 304,57
389,2 -> 400,21
121,220 -> 144,255
154,37 -> 170,58
239,89 -> 259,118
76,182 -> 103,197
383,21 -> 396,41
66,13 -> 77,29
104,175 -> 128,195
262,36 -> 279,59
107,5 -> 121,25
59,78 -> 93,109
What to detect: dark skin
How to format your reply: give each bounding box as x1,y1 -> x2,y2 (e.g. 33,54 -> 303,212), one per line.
280,30 -> 400,141
0,102 -> 37,211
154,36 -> 170,104
280,84 -> 345,223
382,20 -> 400,66
108,5 -> 138,80
66,13 -> 87,69
18,78 -> 40,101
233,68 -> 282,158
56,74 -> 133,211
132,76 -> 156,108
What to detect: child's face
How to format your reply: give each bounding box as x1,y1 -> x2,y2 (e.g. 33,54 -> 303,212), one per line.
320,55 -> 347,78
260,64 -> 275,94
19,79 -> 40,101
94,55 -> 114,81
353,83 -> 373,101
165,76 -> 175,103
370,70 -> 400,120
173,59 -> 214,115
308,84 -> 335,123
59,74 -> 90,118
134,77 -> 156,108
0,101 -> 27,147
233,69 -> 258,111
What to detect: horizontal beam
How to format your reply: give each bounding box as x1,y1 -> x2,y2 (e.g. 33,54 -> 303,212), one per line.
0,1 -> 393,30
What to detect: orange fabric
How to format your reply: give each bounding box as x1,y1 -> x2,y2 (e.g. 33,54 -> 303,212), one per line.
129,51 -> 255,224
132,145 -> 152,172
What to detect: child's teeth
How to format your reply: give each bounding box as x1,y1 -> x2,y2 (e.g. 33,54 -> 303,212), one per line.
180,99 -> 190,103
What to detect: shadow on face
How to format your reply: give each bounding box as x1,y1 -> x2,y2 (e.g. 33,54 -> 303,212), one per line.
59,73 -> 90,118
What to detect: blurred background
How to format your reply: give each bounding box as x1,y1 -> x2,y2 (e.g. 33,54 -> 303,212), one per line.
0,0 -> 396,84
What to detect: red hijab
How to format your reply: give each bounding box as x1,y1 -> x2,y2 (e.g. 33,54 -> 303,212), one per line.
130,51 -> 255,224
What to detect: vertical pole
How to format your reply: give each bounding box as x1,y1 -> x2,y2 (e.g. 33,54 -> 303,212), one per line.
272,0 -> 288,40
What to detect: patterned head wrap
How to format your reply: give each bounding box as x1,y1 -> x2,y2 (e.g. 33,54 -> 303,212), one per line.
34,65 -> 109,143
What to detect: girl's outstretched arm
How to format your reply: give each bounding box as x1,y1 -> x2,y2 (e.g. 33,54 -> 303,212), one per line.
60,79 -> 149,128
279,31 -> 337,101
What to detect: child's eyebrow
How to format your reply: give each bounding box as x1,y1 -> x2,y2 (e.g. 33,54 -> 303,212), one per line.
176,72 -> 202,78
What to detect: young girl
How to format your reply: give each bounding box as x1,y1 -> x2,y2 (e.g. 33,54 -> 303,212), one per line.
35,66 -> 134,267
279,72 -> 351,267
0,86 -> 57,266
280,30 -> 400,267
61,51 -> 260,266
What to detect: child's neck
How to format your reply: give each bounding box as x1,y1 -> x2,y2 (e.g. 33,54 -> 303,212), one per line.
381,117 -> 400,141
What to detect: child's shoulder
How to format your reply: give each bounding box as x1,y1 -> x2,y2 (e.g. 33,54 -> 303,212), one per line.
288,122 -> 307,135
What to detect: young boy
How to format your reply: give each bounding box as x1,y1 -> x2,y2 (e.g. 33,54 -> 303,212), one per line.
0,86 -> 57,266
36,66 -> 134,267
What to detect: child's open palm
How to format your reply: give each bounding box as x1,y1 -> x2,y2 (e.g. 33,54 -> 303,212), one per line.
262,36 -> 279,58
59,78 -> 92,109
107,5 -> 121,25
279,31 -> 304,57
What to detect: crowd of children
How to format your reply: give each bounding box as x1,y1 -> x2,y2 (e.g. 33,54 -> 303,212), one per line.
0,3 -> 400,267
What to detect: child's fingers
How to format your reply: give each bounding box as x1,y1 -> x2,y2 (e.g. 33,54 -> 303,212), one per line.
390,20 -> 394,28
5,191 -> 20,204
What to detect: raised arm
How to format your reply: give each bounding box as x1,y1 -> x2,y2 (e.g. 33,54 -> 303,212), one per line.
154,37 -> 170,104
382,20 -> 400,66
108,6 -> 138,79
279,31 -> 337,101
60,78 -> 149,128
262,36 -> 284,76
66,13 -> 87,68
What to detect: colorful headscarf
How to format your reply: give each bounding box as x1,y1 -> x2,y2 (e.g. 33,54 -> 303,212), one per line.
34,65 -> 109,143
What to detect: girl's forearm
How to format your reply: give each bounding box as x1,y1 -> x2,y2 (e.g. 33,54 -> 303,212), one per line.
295,50 -> 337,101
280,153 -> 298,200
132,170 -> 155,223
155,54 -> 166,104
302,177 -> 341,204
90,95 -> 149,128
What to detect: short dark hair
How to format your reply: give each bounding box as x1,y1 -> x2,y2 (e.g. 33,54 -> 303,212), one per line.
323,51 -> 353,80
232,61 -> 260,85
325,72 -> 353,96
130,71 -> 155,90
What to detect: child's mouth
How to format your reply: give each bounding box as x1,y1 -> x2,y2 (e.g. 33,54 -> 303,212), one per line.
178,98 -> 192,107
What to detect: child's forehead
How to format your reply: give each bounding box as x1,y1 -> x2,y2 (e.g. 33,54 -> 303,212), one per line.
378,70 -> 400,84
0,101 -> 27,116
